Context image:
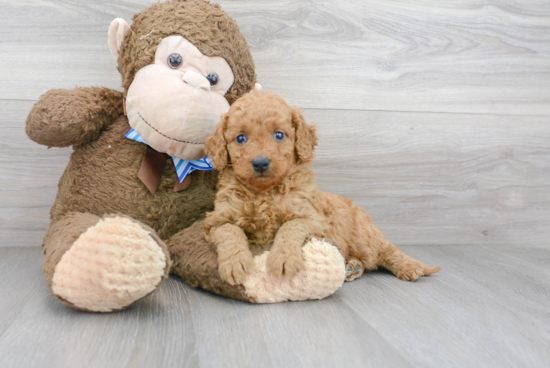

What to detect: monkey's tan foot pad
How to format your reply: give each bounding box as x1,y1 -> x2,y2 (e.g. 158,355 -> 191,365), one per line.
242,238 -> 346,303
51,217 -> 168,312
345,258 -> 364,282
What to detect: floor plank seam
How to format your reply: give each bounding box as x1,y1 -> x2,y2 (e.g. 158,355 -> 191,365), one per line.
3,99 -> 549,118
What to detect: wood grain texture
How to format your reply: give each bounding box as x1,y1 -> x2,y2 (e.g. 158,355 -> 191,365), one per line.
3,99 -> 549,246
0,246 -> 548,368
0,100 -> 70,247
1,1 -> 549,367
307,109 -> 550,246
0,0 -> 549,114
0,2 -> 549,246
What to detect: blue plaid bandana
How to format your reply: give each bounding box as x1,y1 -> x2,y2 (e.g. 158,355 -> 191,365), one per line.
125,128 -> 214,183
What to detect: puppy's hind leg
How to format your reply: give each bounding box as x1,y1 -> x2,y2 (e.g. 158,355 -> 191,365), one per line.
353,218 -> 440,281
377,240 -> 441,281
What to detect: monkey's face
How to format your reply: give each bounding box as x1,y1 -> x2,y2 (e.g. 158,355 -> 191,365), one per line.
125,36 -> 235,159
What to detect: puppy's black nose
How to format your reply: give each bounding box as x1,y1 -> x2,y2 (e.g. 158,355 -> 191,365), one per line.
252,156 -> 270,173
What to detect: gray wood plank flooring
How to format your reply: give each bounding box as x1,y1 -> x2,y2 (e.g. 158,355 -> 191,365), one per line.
0,246 -> 548,368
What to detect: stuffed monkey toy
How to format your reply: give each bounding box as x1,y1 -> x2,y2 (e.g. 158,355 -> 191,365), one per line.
25,0 -> 345,312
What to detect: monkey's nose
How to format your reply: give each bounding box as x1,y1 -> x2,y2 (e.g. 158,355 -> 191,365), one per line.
252,156 -> 270,173
182,70 -> 211,91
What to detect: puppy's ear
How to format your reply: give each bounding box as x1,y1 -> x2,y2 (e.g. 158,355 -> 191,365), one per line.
205,114 -> 229,170
291,107 -> 318,163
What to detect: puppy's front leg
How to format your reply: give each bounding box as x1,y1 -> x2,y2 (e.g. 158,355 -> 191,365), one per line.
210,224 -> 255,285
267,219 -> 319,279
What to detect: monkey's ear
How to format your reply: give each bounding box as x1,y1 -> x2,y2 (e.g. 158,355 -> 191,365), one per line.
108,18 -> 131,60
292,107 -> 318,163
205,114 -> 229,171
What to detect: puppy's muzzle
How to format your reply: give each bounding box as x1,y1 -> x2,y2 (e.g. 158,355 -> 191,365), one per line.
252,156 -> 270,174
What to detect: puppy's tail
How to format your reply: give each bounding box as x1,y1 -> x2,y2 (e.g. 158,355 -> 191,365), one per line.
376,241 -> 442,281
423,265 -> 441,275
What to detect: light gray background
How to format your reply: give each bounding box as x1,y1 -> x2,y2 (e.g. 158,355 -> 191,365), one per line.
0,1 -> 549,367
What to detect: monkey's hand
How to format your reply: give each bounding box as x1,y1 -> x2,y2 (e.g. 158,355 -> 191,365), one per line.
26,87 -> 124,147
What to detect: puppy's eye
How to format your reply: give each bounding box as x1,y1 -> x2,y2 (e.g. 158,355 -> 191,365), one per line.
168,53 -> 183,69
235,134 -> 247,145
273,131 -> 285,142
206,73 -> 219,86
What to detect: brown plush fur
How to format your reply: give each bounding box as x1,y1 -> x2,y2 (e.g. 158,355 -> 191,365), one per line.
27,89 -> 219,239
26,87 -> 124,148
25,0 -> 258,307
204,91 -> 441,284
49,113 -> 218,238
118,0 -> 256,104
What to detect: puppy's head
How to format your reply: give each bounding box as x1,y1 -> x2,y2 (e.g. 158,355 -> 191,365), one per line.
205,90 -> 317,192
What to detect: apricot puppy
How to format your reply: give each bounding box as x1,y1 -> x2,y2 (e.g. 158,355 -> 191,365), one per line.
203,90 -> 440,285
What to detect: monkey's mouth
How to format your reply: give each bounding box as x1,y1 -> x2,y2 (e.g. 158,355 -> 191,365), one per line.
137,111 -> 205,145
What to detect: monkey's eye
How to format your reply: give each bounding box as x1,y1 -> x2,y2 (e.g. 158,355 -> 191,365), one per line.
235,134 -> 247,145
273,131 -> 285,142
167,53 -> 183,69
206,73 -> 219,86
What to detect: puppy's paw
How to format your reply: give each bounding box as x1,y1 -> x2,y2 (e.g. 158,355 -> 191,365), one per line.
266,248 -> 304,279
218,251 -> 255,285
396,266 -> 423,281
395,260 -> 441,281
345,258 -> 364,282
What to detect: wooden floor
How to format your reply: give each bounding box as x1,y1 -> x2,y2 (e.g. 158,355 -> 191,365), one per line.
1,1 -> 549,367
1,245 -> 549,368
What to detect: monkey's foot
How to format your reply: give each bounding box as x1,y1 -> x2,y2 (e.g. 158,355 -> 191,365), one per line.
345,258 -> 365,282
242,238 -> 345,303
51,217 -> 169,312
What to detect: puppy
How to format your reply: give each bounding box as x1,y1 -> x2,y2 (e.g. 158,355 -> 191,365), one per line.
203,90 -> 440,285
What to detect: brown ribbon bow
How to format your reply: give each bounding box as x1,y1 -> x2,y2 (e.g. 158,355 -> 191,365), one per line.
124,100 -> 191,195
138,146 -> 192,195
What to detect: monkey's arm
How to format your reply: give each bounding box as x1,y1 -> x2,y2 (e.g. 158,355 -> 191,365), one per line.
26,87 -> 124,147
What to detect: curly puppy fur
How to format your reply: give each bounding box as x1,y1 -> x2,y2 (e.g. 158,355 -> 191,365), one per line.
203,90 -> 441,285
